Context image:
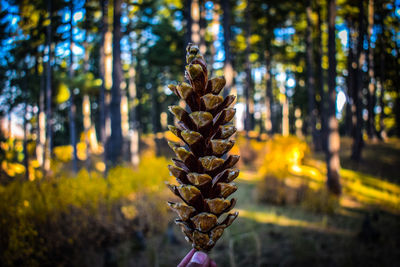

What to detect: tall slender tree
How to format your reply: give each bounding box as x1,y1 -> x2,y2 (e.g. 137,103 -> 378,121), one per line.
99,0 -> 109,168
44,0 -> 53,174
366,0 -> 377,140
191,0 -> 200,46
345,20 -> 355,137
184,0 -> 193,62
199,0 -> 206,55
326,0 -> 341,195
37,49 -> 46,168
222,0 -> 233,97
244,0 -> 254,137
128,42 -> 139,167
306,1 -> 317,148
68,0 -> 78,174
315,1 -> 326,151
264,48 -> 273,136
351,0 -> 365,161
107,0 -> 123,166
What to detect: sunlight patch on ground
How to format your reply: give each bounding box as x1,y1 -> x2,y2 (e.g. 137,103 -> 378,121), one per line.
341,169 -> 400,195
237,170 -> 262,183
235,208 -> 352,235
287,161 -> 400,213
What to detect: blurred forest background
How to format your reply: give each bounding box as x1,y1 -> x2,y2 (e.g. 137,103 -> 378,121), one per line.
0,0 -> 400,266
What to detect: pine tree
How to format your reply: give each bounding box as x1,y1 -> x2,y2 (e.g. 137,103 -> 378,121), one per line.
166,44 -> 239,252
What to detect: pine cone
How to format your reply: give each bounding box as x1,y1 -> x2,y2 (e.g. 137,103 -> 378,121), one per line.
166,43 -> 239,252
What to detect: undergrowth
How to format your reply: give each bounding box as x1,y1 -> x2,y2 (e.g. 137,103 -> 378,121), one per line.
0,153 -> 172,266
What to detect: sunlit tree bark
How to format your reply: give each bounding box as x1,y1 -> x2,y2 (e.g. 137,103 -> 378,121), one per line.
128,45 -> 139,167
326,0 -> 341,195
82,94 -> 92,167
23,70 -> 29,181
199,0 -> 206,55
222,0 -> 233,97
378,48 -> 387,140
191,0 -> 200,46
36,50 -> 46,168
209,3 -> 220,77
44,0 -> 53,174
82,33 -> 94,169
264,49 -> 273,136
99,0 -> 111,169
184,0 -> 193,65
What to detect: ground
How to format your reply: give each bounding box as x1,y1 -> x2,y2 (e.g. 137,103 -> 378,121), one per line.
135,137 -> 400,267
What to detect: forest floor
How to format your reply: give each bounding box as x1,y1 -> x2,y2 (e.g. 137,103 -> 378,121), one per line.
130,137 -> 400,267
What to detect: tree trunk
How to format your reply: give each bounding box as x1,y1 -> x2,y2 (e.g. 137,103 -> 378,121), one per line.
23,72 -> 29,181
151,85 -> 161,134
345,23 -> 354,137
107,0 -> 123,166
152,84 -> 162,156
281,88 -> 289,137
191,0 -> 200,46
367,0 -> 377,141
36,50 -> 46,168
83,94 -> 92,167
129,43 -> 139,167
244,0 -> 254,137
44,0 -> 53,174
222,0 -> 233,97
99,0 -> 110,170
264,49 -> 273,136
199,0 -> 206,55
209,3 -> 220,77
23,108 -> 29,181
99,0 -> 107,167
82,39 -> 92,170
184,0 -> 192,44
326,0 -> 341,195
378,49 -> 387,140
7,113 -> 12,139
69,0 -> 78,174
306,2 -> 317,149
184,0 -> 193,68
351,0 -> 365,162
315,2 -> 325,151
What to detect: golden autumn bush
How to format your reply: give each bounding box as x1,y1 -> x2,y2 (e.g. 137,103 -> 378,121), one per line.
255,136 -> 339,212
258,135 -> 309,179
256,136 -> 310,205
0,154 -> 172,266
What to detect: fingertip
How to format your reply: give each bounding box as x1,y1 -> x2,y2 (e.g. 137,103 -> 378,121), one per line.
210,260 -> 217,267
187,251 -> 210,267
178,249 -> 196,267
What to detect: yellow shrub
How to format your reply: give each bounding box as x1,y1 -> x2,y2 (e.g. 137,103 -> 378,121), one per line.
259,135 -> 309,179
53,145 -> 73,162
